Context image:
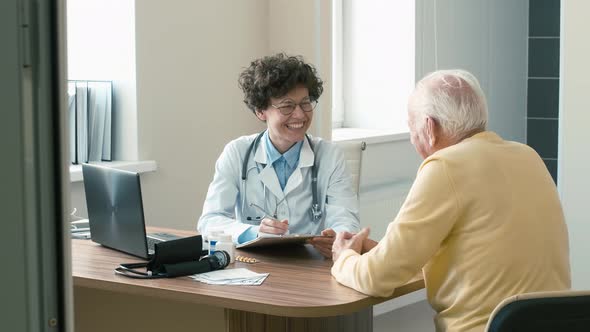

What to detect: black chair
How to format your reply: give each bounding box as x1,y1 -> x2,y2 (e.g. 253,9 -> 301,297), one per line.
486,290 -> 590,332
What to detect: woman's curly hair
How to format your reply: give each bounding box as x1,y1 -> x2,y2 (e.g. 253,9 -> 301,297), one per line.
238,53 -> 323,113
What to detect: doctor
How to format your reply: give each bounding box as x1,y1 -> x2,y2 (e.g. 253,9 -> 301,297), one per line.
198,53 -> 360,258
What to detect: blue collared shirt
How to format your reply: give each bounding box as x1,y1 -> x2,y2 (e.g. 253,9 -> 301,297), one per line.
263,131 -> 303,191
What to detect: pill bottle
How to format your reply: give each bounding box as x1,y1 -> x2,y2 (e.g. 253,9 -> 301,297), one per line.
215,234 -> 235,264
208,230 -> 224,255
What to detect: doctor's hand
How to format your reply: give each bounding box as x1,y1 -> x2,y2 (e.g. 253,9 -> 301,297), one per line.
332,227 -> 370,262
309,228 -> 336,259
259,218 -> 289,235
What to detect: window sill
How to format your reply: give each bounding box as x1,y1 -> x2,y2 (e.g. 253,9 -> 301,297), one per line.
69,160 -> 157,183
332,128 -> 410,144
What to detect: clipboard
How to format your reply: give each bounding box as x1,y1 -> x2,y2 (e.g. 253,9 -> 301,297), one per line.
236,234 -> 327,249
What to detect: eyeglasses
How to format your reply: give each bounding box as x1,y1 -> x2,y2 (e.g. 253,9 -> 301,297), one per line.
271,100 -> 318,115
249,194 -> 287,220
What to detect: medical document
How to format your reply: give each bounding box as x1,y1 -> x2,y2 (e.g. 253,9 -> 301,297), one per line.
190,268 -> 269,286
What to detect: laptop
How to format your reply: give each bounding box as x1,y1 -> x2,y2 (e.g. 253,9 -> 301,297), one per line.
82,163 -> 179,259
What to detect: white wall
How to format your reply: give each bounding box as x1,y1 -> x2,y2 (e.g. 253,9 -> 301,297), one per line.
268,0 -> 333,139
375,300 -> 436,332
416,0 -> 528,143
67,0 -> 138,160
134,0 -> 269,230
359,138 -> 421,238
131,0 -> 333,230
559,1 -> 590,290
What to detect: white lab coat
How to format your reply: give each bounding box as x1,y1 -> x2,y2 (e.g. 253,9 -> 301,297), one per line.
198,133 -> 360,243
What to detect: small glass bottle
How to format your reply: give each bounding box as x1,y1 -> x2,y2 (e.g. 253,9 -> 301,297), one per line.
208,230 -> 224,255
215,234 -> 235,264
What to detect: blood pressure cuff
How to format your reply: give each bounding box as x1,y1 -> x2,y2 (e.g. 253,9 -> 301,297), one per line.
115,235 -> 209,278
147,235 -> 208,276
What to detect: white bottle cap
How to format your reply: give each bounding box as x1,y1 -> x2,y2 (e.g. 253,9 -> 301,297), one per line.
207,230 -> 224,242
218,234 -> 232,242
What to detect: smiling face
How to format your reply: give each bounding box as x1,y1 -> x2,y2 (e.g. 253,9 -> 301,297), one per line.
256,85 -> 314,153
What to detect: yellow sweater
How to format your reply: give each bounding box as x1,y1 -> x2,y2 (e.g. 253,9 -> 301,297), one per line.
331,131 -> 570,332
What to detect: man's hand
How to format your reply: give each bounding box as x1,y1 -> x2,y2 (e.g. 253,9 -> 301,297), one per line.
332,227 -> 370,261
362,238 -> 378,254
309,228 -> 336,258
258,218 -> 289,235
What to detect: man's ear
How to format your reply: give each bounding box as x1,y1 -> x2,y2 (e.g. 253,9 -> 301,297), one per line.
255,109 -> 266,122
425,116 -> 437,147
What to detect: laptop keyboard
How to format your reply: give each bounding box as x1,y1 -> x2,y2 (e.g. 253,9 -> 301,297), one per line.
146,236 -> 161,251
147,233 -> 180,254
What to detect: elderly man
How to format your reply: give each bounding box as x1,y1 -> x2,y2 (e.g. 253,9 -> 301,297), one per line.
331,70 -> 571,332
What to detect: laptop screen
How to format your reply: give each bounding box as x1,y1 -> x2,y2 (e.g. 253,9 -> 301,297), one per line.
82,164 -> 150,258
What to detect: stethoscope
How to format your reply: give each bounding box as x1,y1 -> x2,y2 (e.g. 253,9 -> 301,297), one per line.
240,131 -> 322,222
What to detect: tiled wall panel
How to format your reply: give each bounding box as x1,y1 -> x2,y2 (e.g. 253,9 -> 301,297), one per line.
527,0 -> 560,183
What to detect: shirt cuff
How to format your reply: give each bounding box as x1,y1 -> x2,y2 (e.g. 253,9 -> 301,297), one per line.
331,249 -> 360,280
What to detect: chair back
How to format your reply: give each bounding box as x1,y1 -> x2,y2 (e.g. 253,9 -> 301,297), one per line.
486,290 -> 590,332
334,140 -> 365,194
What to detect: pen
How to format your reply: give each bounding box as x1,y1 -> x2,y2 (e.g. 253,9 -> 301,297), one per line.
249,203 -> 291,236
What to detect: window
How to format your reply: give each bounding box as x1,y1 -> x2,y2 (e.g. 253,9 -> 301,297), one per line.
67,0 -> 138,161
332,0 -> 415,133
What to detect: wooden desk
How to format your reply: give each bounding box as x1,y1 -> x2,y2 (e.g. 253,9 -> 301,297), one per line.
72,228 -> 424,332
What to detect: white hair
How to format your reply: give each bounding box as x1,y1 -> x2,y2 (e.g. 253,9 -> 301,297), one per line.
410,69 -> 488,140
